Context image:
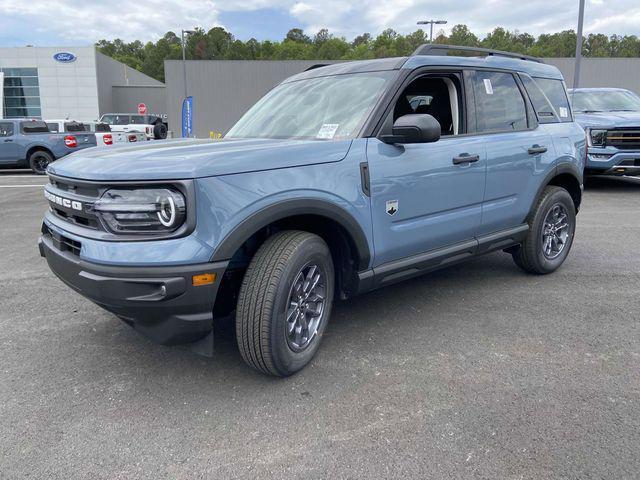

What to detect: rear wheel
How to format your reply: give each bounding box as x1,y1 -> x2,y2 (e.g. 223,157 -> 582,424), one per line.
512,186 -> 576,274
29,150 -> 54,175
236,231 -> 334,377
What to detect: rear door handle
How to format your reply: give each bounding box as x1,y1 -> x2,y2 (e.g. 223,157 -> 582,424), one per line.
452,153 -> 480,165
528,145 -> 548,155
3,139 -> 13,142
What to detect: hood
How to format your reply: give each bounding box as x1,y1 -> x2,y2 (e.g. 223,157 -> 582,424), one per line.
48,138 -> 353,181
574,111 -> 640,129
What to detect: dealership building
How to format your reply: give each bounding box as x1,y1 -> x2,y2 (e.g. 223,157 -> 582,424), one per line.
0,46 -> 166,122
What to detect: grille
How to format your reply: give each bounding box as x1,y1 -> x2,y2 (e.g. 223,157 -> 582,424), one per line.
617,158 -> 640,167
46,176 -> 101,230
43,224 -> 82,256
606,129 -> 640,150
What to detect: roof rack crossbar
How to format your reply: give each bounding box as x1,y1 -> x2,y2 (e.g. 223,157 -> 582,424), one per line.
412,44 -> 543,63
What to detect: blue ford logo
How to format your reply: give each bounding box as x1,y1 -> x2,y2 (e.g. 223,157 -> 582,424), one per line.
53,52 -> 77,63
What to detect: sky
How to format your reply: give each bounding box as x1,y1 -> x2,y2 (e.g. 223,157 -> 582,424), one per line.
0,0 -> 639,47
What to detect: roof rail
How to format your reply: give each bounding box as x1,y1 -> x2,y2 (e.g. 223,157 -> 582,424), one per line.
412,44 -> 544,63
305,63 -> 330,71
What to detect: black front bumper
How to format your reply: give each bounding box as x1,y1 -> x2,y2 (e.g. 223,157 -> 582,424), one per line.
39,233 -> 228,350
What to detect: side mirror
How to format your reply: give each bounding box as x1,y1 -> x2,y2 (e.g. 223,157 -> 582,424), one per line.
381,114 -> 441,145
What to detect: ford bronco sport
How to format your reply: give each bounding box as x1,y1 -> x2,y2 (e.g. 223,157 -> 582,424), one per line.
39,45 -> 586,376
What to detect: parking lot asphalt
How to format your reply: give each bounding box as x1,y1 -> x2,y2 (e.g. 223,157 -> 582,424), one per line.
1,169 -> 639,479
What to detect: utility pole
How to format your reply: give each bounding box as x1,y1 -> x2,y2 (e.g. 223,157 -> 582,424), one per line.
573,0 -> 585,90
417,19 -> 448,42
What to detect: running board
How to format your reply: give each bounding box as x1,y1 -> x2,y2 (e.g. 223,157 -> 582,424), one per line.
356,224 -> 529,293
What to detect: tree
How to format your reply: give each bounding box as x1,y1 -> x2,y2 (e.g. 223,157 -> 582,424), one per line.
96,25 -> 640,82
285,28 -> 311,44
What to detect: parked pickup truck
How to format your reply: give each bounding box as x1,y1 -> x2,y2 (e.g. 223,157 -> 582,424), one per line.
40,46 -> 586,376
569,87 -> 640,176
0,119 -> 96,174
99,113 -> 168,140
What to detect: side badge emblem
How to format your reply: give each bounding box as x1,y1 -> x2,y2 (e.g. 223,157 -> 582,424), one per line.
386,199 -> 398,216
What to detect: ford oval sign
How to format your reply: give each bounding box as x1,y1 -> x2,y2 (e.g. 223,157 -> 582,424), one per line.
53,52 -> 76,63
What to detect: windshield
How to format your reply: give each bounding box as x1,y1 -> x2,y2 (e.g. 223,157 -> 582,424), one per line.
226,72 -> 394,140
101,114 -> 130,125
571,90 -> 640,113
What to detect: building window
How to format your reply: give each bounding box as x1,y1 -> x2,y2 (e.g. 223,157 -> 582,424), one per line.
1,67 -> 41,118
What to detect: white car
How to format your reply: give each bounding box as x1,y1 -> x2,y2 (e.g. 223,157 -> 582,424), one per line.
98,113 -> 168,140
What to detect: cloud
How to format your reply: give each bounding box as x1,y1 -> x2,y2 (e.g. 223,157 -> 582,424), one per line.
0,0 -> 639,45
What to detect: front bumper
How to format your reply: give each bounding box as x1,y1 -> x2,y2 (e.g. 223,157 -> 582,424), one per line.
39,231 -> 228,351
586,150 -> 640,176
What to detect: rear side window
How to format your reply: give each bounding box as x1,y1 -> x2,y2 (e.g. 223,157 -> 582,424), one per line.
0,122 -> 14,137
46,123 -> 60,132
472,71 -> 528,133
64,122 -> 86,132
520,74 -> 560,124
21,121 -> 50,134
533,78 -> 572,122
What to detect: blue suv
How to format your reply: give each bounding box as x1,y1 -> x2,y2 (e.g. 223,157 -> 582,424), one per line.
40,45 -> 586,376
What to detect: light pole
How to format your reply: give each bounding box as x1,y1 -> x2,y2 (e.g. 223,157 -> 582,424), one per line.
181,29 -> 195,104
417,19 -> 447,42
181,29 -> 195,138
573,0 -> 585,90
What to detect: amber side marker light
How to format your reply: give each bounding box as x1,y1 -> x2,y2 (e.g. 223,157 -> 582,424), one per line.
192,273 -> 216,286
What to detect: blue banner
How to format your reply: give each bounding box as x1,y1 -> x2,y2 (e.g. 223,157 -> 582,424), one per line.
181,96 -> 194,138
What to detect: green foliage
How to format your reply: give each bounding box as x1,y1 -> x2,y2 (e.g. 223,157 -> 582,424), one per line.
96,24 -> 640,82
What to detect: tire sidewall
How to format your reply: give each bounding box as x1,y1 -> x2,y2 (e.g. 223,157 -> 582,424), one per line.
153,123 -> 168,140
530,189 -> 576,272
29,151 -> 53,175
269,237 -> 334,376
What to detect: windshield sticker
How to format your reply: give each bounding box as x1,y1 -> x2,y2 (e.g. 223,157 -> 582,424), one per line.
558,106 -> 568,118
483,79 -> 494,95
317,123 -> 340,139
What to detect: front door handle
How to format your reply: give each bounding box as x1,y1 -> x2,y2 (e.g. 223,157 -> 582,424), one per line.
3,139 -> 13,142
528,145 -> 548,155
452,153 -> 480,165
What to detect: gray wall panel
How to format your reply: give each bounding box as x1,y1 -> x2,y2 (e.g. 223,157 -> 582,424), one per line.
165,60 -> 339,138
111,86 -> 167,118
544,58 -> 640,93
96,52 -> 163,117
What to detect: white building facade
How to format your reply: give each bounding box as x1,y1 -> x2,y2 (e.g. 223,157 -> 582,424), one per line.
0,46 -> 164,122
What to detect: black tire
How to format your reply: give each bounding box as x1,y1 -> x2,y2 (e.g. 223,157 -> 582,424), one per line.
236,231 -> 334,377
512,186 -> 576,274
153,123 -> 168,140
29,150 -> 54,175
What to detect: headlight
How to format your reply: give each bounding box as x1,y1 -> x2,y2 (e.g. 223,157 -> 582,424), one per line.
93,188 -> 186,234
589,129 -> 607,147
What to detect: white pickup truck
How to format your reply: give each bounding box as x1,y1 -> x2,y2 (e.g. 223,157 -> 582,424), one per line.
45,120 -> 146,147
98,113 -> 168,140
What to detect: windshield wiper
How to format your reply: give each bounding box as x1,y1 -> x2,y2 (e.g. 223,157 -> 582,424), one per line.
608,109 -> 638,112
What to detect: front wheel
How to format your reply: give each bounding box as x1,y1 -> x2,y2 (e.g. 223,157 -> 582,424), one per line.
29,150 -> 54,175
512,186 -> 576,274
236,231 -> 334,377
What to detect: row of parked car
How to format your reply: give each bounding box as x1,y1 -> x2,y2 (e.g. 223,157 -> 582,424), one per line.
0,113 -> 169,174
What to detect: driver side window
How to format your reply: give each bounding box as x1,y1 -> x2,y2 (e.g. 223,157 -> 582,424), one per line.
392,74 -> 463,136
